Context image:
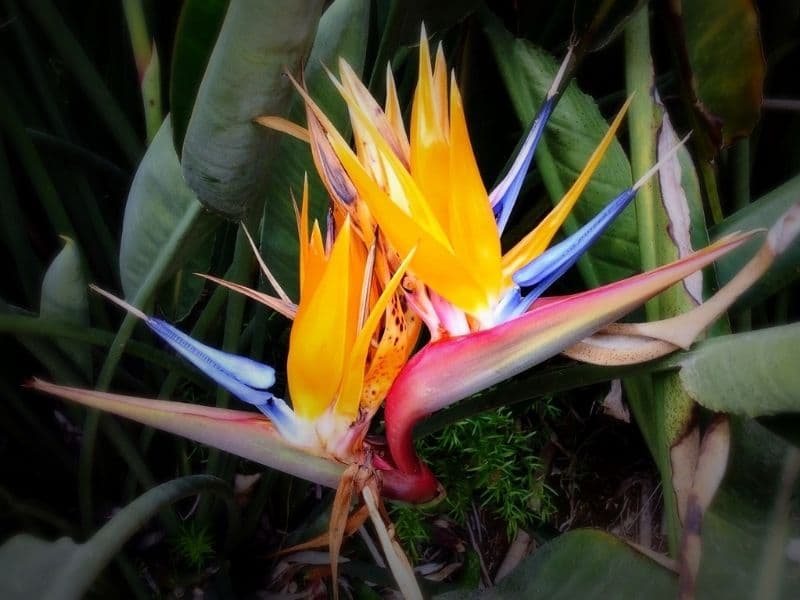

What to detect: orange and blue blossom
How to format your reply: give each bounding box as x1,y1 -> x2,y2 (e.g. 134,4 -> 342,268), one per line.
285,30 -> 786,502
31,178 -> 425,499
31,26 -> 792,509
296,31 -> 666,336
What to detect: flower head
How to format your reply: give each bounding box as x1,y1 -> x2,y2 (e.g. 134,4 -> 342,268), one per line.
32,26 -> 790,507
284,29 -> 786,502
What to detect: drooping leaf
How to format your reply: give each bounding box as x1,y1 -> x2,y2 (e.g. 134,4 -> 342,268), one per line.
40,238 -> 91,378
261,0 -> 371,299
181,0 -> 326,218
678,324 -> 800,416
483,12 -> 636,288
0,475 -> 233,600
169,0 -> 230,153
120,116 -> 217,321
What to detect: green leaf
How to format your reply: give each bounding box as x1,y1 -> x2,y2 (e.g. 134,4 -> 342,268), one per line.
483,12 -> 636,288
679,0 -> 765,147
439,530 -> 676,599
678,324 -> 800,416
0,475 -> 233,600
181,0 -> 326,219
261,0 -> 371,299
711,173 -> 800,309
696,418 -> 800,599
169,0 -> 229,153
40,238 -> 91,378
120,117 -> 217,320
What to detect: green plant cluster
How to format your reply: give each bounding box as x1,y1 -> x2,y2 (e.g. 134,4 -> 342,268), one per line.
393,403 -> 559,557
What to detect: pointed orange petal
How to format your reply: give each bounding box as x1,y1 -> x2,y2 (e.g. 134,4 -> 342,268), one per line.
410,30 -> 451,231
448,76 -> 504,301
288,219 -> 355,419
298,68 -> 489,313
384,64 -> 411,163
433,45 -> 449,132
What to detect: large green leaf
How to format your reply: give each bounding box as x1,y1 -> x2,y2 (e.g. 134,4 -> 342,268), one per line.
0,475 -> 233,600
678,324 -> 800,416
169,0 -> 229,153
181,0 -> 325,218
711,174 -> 800,309
119,117 -> 217,321
483,11 -> 636,288
261,0 -> 371,299
678,0 -> 765,148
40,238 -> 91,378
441,530 -> 676,599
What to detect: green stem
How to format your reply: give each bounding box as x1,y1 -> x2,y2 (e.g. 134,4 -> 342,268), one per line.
699,160 -> 724,224
753,448 -> 800,600
625,8 -> 660,313
96,202 -> 204,390
624,5 -> 682,557
121,0 -> 163,142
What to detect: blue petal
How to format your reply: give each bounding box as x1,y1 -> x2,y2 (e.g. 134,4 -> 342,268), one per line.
145,319 -> 304,438
490,98 -> 555,234
147,319 -> 275,389
510,187 -> 637,316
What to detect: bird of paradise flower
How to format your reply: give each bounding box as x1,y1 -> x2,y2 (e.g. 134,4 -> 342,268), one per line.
31,27 -> 799,598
